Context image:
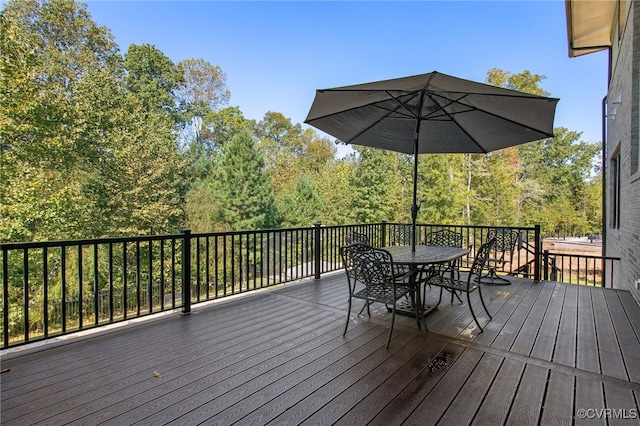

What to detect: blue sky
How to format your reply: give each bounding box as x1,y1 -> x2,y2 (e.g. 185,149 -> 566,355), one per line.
85,1 -> 608,152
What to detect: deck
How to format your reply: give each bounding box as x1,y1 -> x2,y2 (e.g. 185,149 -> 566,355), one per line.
2,273 -> 640,425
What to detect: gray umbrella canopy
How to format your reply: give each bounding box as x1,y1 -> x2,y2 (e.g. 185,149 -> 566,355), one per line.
305,71 -> 559,249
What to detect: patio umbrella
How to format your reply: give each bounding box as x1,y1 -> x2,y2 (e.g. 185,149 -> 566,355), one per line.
304,71 -> 559,251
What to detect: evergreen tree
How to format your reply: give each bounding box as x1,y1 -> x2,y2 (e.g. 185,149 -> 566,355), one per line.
214,128 -> 279,230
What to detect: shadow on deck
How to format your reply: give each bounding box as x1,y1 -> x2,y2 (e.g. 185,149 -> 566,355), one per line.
2,273 -> 640,425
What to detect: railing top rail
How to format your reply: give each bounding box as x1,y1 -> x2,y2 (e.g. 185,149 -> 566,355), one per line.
383,222 -> 538,232
190,225 -> 319,238
544,251 -> 621,261
0,233 -> 186,250
1,223 -> 540,250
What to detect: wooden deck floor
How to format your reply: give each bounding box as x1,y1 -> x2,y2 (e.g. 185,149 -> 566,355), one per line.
2,274 -> 640,425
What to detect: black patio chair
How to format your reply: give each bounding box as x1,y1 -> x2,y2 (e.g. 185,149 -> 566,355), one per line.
478,228 -> 520,285
422,229 -> 465,303
389,224 -> 413,246
424,229 -> 463,247
423,238 -> 496,331
345,230 -> 371,246
340,243 -> 418,348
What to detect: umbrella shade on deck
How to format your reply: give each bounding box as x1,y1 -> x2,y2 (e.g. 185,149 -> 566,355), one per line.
304,71 -> 559,250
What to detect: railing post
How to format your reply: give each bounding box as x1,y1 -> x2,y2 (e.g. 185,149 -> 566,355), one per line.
181,229 -> 192,315
543,250 -> 549,281
314,223 -> 322,279
381,220 -> 388,247
534,224 -> 541,283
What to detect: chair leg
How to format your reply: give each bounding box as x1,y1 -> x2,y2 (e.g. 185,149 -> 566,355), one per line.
478,287 -> 492,319
344,296 -> 353,337
467,291 -> 483,331
478,267 -> 511,285
387,301 -> 396,349
412,290 -> 422,330
358,301 -> 368,315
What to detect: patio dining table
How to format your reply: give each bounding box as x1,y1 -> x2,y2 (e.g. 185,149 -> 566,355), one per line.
381,245 -> 470,320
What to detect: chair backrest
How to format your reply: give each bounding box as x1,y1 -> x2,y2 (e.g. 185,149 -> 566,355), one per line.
340,243 -> 394,287
345,231 -> 370,245
470,238 -> 497,278
390,224 -> 413,246
487,228 -> 519,254
424,229 -> 463,247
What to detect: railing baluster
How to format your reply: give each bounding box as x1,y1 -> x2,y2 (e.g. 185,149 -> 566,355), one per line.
205,237 -> 210,299
160,240 -> 165,311
23,248 -> 29,343
77,245 -> 83,330
2,248 -> 9,347
148,240 -> 153,314
122,242 -> 127,320
61,246 -> 67,333
94,244 -> 99,325
109,243 -> 114,322
43,247 -> 49,337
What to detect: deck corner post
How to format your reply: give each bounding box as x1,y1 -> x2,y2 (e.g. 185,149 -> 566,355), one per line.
181,229 -> 192,315
534,224 -> 542,283
314,223 -> 322,280
543,250 -> 550,281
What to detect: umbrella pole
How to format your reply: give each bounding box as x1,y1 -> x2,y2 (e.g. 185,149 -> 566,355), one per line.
411,121 -> 421,253
411,152 -> 419,252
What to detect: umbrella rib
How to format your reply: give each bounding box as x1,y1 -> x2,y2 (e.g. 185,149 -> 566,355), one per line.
429,92 -> 556,138
304,92 -> 417,124
343,97 -> 416,143
423,91 -> 489,153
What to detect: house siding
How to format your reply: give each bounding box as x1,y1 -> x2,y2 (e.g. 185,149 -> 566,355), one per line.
606,0 -> 640,304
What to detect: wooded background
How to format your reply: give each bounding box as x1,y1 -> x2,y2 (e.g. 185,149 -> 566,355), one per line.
1,0 -> 602,243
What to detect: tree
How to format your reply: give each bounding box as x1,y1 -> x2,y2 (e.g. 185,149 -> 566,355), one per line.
214,128 -> 278,231
417,154 -> 468,224
1,0 -> 186,240
200,106 -> 253,154
176,58 -> 230,147
123,43 -> 184,122
1,0 -> 120,240
279,175 -> 324,227
350,147 -> 396,223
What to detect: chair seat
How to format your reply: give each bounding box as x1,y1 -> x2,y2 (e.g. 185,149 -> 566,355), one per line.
353,283 -> 413,305
426,274 -> 480,293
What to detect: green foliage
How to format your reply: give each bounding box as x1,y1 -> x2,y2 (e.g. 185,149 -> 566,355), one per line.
279,175 -> 324,227
417,154 -> 469,224
214,128 -> 279,231
350,147 -> 396,222
201,106 -> 253,154
123,43 -> 184,119
176,58 -> 231,148
0,1 -> 603,242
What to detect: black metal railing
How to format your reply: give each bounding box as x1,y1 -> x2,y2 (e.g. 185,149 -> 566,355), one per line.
543,250 -> 620,287
0,221 -> 617,349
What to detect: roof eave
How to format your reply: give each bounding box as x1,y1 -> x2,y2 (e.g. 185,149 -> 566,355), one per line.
565,0 -> 616,58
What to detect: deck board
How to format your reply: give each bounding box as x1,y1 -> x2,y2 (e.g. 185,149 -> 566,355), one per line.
530,281 -> 565,360
591,287 -> 629,380
510,279 -> 555,356
539,370 -> 575,425
471,358 -> 524,425
577,284 -> 601,373
604,290 -> 640,383
434,352 -> 503,426
553,282 -> 579,367
505,364 -> 548,425
2,276 -> 640,425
